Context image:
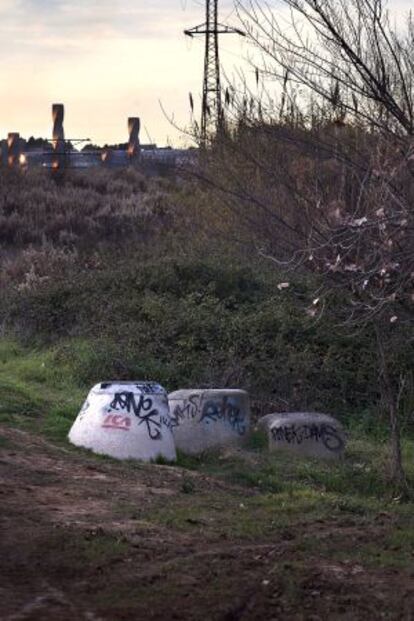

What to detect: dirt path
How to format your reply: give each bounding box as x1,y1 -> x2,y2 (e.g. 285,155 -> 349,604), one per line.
1,425 -> 413,620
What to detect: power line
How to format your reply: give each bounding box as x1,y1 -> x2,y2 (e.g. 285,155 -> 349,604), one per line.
184,0 -> 244,144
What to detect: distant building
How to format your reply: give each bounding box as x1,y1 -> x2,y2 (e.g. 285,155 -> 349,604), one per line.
0,103 -> 197,174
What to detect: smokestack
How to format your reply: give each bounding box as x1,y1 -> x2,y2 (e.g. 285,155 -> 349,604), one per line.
101,149 -> 113,166
7,133 -> 21,168
52,103 -> 65,169
128,117 -> 141,162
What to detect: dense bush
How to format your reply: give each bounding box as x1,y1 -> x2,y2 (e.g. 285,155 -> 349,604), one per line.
0,168 -> 411,432
1,254 -> 386,425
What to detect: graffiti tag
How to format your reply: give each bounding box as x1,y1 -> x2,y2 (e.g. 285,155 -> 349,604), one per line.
100,382 -> 165,394
109,392 -> 164,440
270,423 -> 343,452
200,397 -> 247,436
170,394 -> 201,429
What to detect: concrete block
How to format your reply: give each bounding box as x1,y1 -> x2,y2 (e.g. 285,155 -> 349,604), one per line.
259,412 -> 346,459
69,381 -> 176,462
169,389 -> 250,454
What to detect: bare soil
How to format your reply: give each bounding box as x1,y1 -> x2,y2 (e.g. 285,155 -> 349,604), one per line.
1,425 -> 413,620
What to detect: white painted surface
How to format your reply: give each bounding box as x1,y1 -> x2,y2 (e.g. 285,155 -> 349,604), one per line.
68,382 -> 176,462
258,412 -> 346,459
168,389 -> 250,455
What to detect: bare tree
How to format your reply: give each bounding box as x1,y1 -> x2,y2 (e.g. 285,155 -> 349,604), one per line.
195,0 -> 413,489
237,0 -> 414,135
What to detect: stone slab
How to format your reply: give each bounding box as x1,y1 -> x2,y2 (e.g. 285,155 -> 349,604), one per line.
258,412 -> 346,459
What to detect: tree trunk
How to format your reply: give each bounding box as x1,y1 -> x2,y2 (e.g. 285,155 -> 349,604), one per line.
375,325 -> 407,491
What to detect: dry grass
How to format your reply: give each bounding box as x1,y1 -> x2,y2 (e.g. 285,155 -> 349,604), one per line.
0,167 -> 177,290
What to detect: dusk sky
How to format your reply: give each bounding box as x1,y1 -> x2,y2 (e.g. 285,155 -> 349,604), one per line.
0,0 -> 250,146
0,0 -> 410,147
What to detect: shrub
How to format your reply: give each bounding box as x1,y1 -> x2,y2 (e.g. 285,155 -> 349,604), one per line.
1,255 -> 387,427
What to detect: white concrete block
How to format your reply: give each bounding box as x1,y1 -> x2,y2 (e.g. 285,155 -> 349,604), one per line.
69,382 -> 176,462
169,389 -> 250,454
259,412 -> 346,459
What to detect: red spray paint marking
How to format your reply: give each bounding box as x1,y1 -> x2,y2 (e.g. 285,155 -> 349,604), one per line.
102,414 -> 132,431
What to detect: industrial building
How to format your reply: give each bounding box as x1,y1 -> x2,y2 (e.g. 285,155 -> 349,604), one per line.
0,104 -> 195,175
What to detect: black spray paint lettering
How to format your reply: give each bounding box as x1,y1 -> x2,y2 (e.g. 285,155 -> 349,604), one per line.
171,394 -> 202,428
270,423 -> 343,452
109,392 -> 165,440
134,383 -> 165,395
200,397 -> 247,436
101,382 -> 165,394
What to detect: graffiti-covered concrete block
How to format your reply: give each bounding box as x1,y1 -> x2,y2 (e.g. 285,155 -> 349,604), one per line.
259,412 -> 346,459
68,382 -> 176,462
168,389 -> 250,454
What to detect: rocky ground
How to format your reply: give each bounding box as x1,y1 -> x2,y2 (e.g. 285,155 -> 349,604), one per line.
1,425 -> 414,620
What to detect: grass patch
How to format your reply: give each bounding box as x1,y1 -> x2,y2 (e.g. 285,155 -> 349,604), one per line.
144,485 -> 387,542
145,443 -> 411,541
1,335 -> 413,503
174,437 -> 414,502
1,335 -> 413,567
293,507 -> 414,569
78,532 -> 130,564
42,529 -> 130,575
0,338 -> 83,440
0,378 -> 47,421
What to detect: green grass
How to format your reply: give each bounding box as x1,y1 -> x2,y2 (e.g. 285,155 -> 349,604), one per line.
142,480 -> 414,562
0,338 -> 84,440
145,440 -> 414,555
77,532 -> 130,564
1,334 -> 413,502
41,529 -> 131,575
1,335 -> 414,571
175,437 -> 414,502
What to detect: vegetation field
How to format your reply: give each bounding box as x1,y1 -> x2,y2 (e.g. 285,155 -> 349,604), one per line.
0,166 -> 413,619
2,0 -> 414,615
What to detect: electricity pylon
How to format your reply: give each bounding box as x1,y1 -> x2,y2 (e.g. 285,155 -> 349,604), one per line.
185,0 -> 244,144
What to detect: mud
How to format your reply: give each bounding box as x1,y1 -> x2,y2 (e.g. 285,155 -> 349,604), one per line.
1,426 -> 413,620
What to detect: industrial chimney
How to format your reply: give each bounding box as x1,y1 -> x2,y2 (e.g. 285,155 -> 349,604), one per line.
7,133 -> 21,168
128,117 -> 141,163
52,104 -> 65,169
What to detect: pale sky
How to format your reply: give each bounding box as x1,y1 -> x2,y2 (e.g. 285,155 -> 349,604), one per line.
0,0 -> 410,147
0,0 -> 250,146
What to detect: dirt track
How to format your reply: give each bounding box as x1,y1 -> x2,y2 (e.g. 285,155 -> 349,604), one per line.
1,425 -> 413,620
